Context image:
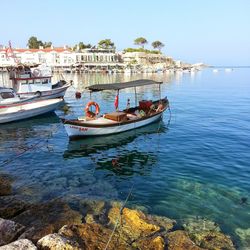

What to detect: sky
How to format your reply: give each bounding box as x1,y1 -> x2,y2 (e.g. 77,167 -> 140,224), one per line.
1,0 -> 250,66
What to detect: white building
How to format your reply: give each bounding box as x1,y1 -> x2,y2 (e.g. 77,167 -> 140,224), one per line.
0,46 -> 123,69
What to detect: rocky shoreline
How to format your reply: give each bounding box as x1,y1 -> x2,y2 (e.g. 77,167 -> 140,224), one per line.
0,174 -> 238,249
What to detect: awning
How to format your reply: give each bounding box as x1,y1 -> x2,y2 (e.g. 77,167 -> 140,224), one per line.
86,79 -> 163,92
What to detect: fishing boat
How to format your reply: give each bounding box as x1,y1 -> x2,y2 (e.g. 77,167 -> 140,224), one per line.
0,87 -> 63,123
7,64 -> 71,99
64,121 -> 166,158
62,79 -> 169,139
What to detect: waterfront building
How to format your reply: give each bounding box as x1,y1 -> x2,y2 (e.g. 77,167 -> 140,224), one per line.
0,46 -> 74,68
74,48 -> 124,71
122,51 -> 174,66
0,45 -> 182,73
0,46 -> 124,72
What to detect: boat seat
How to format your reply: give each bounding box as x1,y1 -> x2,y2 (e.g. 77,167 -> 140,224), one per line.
103,111 -> 127,122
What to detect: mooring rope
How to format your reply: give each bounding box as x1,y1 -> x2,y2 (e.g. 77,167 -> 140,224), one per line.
104,183 -> 134,250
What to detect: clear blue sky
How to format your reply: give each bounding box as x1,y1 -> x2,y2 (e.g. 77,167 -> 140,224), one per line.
1,0 -> 250,65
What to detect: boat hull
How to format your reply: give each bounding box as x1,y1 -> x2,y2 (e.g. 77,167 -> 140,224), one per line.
0,99 -> 63,123
17,84 -> 70,100
64,112 -> 163,138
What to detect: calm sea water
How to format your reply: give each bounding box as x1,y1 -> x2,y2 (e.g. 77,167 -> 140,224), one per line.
0,69 -> 250,247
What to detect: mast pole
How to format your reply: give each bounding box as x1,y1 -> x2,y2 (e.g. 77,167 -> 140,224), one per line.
134,87 -> 137,107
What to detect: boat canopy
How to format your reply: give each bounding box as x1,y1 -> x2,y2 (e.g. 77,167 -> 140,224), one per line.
86,79 -> 163,92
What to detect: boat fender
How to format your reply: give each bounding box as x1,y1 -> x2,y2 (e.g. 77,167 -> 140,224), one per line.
85,101 -> 100,118
33,69 -> 41,77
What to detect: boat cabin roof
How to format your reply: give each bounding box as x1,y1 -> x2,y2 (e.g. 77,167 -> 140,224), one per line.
86,79 -> 163,92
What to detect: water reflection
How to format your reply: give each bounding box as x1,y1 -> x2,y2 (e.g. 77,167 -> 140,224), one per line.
95,149 -> 156,176
64,120 -> 166,158
52,72 -> 176,91
0,113 -> 60,158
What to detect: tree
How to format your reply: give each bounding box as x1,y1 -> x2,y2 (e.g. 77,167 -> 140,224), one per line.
134,37 -> 148,48
152,41 -> 165,51
98,39 -> 115,49
27,36 -> 43,49
43,41 -> 52,48
78,42 -> 92,50
73,42 -> 92,51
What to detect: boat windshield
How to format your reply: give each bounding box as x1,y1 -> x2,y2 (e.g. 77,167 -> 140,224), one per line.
0,91 -> 15,99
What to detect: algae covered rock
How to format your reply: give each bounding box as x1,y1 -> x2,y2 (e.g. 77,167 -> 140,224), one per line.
147,214 -> 176,231
59,223 -> 130,250
0,218 -> 25,246
134,235 -> 165,250
194,231 -> 235,250
167,230 -> 204,250
108,207 -> 160,241
183,217 -> 235,250
0,239 -> 37,250
13,200 -> 82,243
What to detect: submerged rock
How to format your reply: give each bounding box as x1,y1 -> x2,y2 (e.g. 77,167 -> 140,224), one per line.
108,207 -> 160,241
146,214 -> 176,232
134,235 -> 165,250
13,200 -> 82,243
167,230 -> 203,250
0,239 -> 37,250
0,175 -> 12,196
0,218 -> 25,246
183,217 -> 221,234
235,227 -> 250,248
183,218 -> 235,250
192,231 -> 235,250
0,196 -> 29,219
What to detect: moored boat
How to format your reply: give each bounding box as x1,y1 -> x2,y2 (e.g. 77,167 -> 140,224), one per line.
62,79 -> 169,139
7,64 -> 71,99
0,87 -> 63,123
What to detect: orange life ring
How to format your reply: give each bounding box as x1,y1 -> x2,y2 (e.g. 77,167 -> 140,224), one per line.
85,101 -> 100,117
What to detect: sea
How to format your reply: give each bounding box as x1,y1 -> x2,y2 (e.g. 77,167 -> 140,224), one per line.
0,68 -> 250,247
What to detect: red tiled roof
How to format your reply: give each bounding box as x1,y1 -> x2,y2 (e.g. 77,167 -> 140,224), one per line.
0,47 -> 71,53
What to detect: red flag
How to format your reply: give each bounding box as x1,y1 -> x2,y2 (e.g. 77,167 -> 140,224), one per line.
114,94 -> 119,110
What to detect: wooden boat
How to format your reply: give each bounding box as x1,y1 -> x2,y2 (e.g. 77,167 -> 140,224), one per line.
62,79 -> 169,139
0,87 -> 63,123
63,120 -> 165,158
7,64 -> 71,99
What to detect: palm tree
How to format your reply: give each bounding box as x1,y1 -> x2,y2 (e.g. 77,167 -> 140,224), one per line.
152,41 -> 165,52
134,37 -> 148,49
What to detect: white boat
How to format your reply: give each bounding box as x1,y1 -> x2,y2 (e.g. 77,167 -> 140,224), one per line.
64,121 -> 165,157
62,79 -> 169,139
0,87 -> 63,123
7,64 -> 71,99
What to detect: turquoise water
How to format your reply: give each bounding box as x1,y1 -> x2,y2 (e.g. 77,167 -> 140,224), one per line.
0,69 -> 250,247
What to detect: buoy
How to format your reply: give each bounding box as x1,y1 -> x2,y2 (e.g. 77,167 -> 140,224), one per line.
75,91 -> 81,99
